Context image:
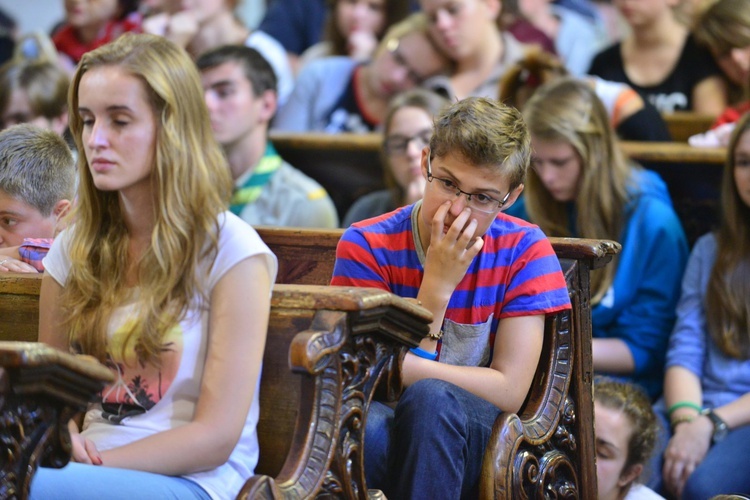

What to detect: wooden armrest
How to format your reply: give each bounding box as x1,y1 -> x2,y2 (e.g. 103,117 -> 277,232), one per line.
549,237 -> 620,270
239,285 -> 431,499
0,342 -> 112,499
480,238 -> 621,499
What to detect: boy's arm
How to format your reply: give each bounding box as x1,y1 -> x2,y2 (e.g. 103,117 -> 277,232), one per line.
0,245 -> 38,273
404,204 -> 565,410
18,238 -> 53,273
402,314 -> 544,412
415,203 -> 483,343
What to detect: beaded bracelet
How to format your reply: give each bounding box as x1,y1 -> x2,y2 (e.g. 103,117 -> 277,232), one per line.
667,401 -> 702,416
670,414 -> 695,431
409,347 -> 438,361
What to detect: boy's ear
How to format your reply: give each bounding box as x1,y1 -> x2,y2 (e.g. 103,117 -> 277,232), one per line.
258,89 -> 278,124
53,199 -> 71,221
502,183 -> 524,209
52,199 -> 72,237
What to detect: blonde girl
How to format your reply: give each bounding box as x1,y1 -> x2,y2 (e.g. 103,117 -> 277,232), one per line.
31,33 -> 276,499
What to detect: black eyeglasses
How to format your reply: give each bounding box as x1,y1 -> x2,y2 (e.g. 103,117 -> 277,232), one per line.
384,128 -> 432,156
386,38 -> 425,85
426,152 -> 510,214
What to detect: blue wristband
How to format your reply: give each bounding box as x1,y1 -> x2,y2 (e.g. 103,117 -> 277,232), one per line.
409,347 -> 438,360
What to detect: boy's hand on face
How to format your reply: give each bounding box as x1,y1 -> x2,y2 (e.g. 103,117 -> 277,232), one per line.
422,201 -> 483,301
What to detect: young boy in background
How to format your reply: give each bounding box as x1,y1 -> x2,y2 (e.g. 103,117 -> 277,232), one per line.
0,124 -> 75,273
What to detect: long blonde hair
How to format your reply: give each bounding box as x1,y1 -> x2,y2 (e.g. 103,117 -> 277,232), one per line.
64,33 -> 232,364
706,112 -> 750,359
523,78 -> 632,302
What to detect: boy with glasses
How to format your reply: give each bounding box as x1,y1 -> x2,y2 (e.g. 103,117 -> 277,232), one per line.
331,97 -> 571,498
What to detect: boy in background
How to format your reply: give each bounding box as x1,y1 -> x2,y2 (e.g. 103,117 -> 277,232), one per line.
197,45 -> 339,228
0,124 -> 75,272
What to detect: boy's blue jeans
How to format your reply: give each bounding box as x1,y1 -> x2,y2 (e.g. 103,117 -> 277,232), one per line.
365,378 -> 503,499
30,462 -> 211,499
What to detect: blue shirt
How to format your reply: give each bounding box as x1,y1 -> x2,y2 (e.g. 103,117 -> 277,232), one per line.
666,233 -> 750,409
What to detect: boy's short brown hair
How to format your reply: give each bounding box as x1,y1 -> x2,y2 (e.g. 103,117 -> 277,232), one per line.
429,97 -> 531,190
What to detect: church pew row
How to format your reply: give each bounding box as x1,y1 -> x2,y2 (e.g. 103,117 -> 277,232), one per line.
0,227 -> 620,498
662,111 -> 716,143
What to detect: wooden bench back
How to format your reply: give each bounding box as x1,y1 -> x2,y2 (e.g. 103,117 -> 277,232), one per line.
662,112 -> 715,142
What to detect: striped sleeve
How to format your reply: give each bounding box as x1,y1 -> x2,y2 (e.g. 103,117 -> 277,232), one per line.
331,225 -> 390,291
500,227 -> 570,318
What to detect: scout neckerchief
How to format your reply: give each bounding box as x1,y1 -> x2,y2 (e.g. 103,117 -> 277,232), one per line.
230,142 -> 282,215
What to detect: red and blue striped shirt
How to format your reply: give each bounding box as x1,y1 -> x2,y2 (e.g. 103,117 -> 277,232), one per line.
332,202 -> 571,366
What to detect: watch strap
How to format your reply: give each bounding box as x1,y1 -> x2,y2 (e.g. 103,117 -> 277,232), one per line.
701,408 -> 728,443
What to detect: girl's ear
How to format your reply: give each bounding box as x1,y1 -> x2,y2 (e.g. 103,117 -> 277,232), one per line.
617,463 -> 643,489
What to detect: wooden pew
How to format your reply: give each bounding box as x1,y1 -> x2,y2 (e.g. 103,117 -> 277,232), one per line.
0,227 -> 619,498
254,227 -> 620,498
662,111 -> 716,142
0,274 -> 431,499
621,141 -> 725,246
0,342 -> 112,498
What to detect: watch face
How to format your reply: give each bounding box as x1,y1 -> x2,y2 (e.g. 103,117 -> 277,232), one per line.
713,422 -> 729,443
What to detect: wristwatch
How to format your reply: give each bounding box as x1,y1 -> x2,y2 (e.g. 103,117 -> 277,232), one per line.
701,408 -> 729,444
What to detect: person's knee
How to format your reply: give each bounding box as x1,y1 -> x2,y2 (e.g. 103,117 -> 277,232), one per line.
396,379 -> 469,431
682,469 -> 720,500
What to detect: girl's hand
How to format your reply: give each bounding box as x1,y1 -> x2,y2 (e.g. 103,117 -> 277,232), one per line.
662,415 -> 712,498
347,30 -> 377,61
68,420 -> 102,465
143,11 -> 198,48
165,11 -> 199,48
422,201 -> 483,301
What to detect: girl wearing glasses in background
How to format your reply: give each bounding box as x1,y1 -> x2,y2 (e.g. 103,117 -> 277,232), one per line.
273,13 -> 449,134
508,77 -> 689,401
342,88 -> 448,227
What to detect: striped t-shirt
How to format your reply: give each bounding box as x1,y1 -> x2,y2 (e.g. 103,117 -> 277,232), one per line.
331,202 -> 571,367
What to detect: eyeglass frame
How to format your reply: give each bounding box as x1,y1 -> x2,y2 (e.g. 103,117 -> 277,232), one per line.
383,128 -> 432,156
385,38 -> 426,85
426,150 -> 511,214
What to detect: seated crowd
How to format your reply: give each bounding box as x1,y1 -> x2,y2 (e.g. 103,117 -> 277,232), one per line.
0,0 -> 749,498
